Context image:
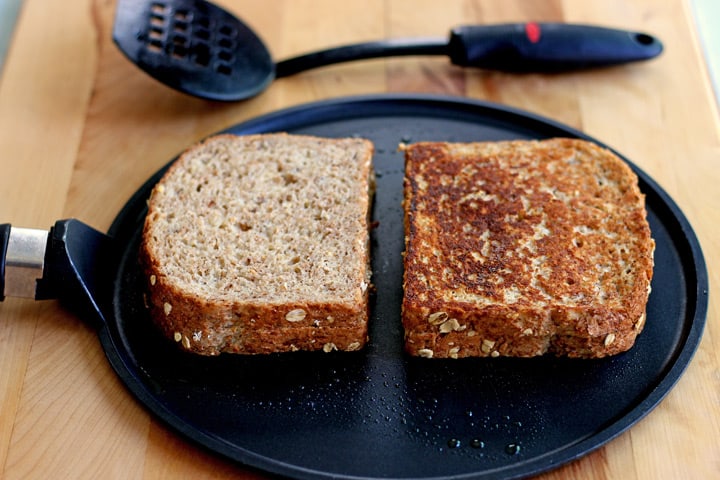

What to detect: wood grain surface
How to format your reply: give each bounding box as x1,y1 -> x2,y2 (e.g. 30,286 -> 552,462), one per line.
0,0 -> 718,479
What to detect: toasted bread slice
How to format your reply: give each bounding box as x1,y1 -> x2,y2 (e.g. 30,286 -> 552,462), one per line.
402,138 -> 654,359
140,133 -> 374,355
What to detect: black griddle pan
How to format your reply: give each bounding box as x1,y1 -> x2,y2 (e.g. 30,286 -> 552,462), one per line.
0,95 -> 708,480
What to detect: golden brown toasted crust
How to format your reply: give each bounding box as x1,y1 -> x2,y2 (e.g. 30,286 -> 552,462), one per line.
402,138 -> 654,359
140,133 -> 374,355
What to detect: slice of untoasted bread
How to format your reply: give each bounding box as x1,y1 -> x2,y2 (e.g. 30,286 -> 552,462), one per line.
140,133 -> 374,355
402,138 -> 654,359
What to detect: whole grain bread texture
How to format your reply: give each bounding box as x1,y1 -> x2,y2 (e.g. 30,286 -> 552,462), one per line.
402,138 -> 654,359
140,133 -> 375,355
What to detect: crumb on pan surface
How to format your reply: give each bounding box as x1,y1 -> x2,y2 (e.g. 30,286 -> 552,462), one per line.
140,133 -> 374,355
401,138 -> 654,359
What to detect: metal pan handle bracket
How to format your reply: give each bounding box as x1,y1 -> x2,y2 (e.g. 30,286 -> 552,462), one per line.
0,224 -> 48,300
0,220 -> 117,328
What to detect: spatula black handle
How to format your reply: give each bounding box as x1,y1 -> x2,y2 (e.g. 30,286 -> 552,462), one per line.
447,23 -> 663,72
275,38 -> 448,78
275,23 -> 662,78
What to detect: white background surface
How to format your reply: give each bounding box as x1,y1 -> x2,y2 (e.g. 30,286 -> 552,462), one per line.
0,0 -> 21,74
690,0 -> 720,105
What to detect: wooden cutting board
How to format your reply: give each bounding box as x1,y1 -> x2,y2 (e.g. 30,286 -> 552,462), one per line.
0,0 -> 718,478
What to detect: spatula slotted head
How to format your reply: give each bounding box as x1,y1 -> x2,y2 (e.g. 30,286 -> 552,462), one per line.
113,0 -> 274,101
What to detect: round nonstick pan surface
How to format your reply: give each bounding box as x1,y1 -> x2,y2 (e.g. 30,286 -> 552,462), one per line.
102,94 -> 707,480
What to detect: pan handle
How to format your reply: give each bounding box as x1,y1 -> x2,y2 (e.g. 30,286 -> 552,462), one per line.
0,224 -> 7,299
0,219 -> 116,328
0,224 -> 9,300
0,224 -> 48,301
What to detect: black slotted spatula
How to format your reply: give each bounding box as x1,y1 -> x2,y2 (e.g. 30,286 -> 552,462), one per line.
112,0 -> 663,101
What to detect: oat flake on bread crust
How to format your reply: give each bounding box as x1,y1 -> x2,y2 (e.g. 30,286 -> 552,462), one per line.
140,133 -> 374,355
401,138 -> 655,359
